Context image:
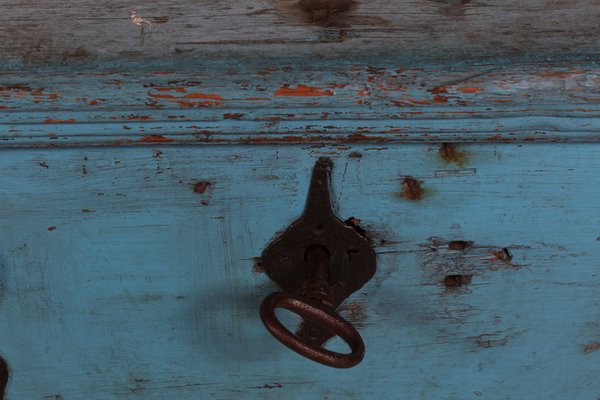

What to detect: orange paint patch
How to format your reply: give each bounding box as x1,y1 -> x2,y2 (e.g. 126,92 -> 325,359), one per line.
148,93 -> 176,99
433,95 -> 449,104
407,99 -> 431,105
246,97 -> 271,101
458,87 -> 482,94
44,118 -> 76,123
139,135 -> 174,143
430,86 -> 449,94
274,84 -> 333,97
182,93 -> 223,100
392,100 -> 415,107
223,113 -> 245,119
155,87 -> 187,93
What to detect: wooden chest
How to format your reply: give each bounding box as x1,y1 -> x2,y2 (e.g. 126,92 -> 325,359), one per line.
1,1 -> 599,398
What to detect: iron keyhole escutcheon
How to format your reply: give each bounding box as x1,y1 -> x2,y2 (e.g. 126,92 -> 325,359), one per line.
259,157 -> 377,368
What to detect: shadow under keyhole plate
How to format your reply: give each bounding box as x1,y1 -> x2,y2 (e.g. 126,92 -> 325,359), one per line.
261,157 -> 377,345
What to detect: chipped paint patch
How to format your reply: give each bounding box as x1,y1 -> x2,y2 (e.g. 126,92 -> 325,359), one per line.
44,119 -> 76,124
582,342 -> 600,354
458,87 -> 482,93
138,135 -> 173,143
147,90 -> 224,107
274,84 -> 333,97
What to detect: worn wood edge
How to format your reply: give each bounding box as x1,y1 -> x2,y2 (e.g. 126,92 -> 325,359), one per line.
3,59 -> 600,147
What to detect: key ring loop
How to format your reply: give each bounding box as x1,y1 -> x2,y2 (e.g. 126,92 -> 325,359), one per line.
259,292 -> 365,368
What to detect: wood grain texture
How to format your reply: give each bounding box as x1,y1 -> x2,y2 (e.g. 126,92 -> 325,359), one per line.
0,144 -> 599,398
1,0 -> 600,63
3,61 -> 600,147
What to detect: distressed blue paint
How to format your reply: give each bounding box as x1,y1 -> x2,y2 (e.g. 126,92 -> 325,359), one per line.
3,62 -> 600,146
0,144 -> 598,399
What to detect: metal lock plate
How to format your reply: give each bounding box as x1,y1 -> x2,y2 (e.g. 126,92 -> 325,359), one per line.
260,157 -> 377,345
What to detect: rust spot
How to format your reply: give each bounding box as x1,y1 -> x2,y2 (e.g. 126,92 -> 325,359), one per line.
448,240 -> 472,250
139,135 -> 173,143
582,342 -> 600,354
89,100 -> 98,105
443,274 -> 472,288
400,176 -> 423,201
193,181 -> 212,194
47,226 -> 56,231
44,119 -> 76,124
297,0 -> 356,26
224,113 -> 245,119
252,257 -> 264,273
493,248 -> 513,264
433,95 -> 449,104
254,383 -> 283,389
439,143 -> 468,166
274,84 -> 333,97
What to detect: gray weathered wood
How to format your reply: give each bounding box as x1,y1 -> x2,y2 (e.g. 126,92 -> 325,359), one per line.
1,0 -> 600,64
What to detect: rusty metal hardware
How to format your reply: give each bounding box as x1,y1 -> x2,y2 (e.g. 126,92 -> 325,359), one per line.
259,157 -> 377,368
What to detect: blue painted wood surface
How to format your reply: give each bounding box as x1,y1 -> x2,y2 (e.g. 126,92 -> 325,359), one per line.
3,61 -> 600,147
0,143 -> 599,399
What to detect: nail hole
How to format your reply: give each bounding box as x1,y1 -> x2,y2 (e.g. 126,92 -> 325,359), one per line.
313,223 -> 325,235
494,248 -> 513,263
443,274 -> 472,288
193,181 -> 211,194
0,355 -> 8,400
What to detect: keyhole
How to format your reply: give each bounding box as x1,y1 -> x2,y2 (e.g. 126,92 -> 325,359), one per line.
0,355 -> 8,400
313,223 -> 324,235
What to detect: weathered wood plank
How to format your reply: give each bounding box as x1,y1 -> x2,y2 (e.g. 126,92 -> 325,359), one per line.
0,144 -> 599,398
2,61 -> 600,146
1,1 -> 600,63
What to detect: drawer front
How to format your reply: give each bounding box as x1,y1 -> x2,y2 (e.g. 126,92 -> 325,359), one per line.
0,143 -> 598,399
